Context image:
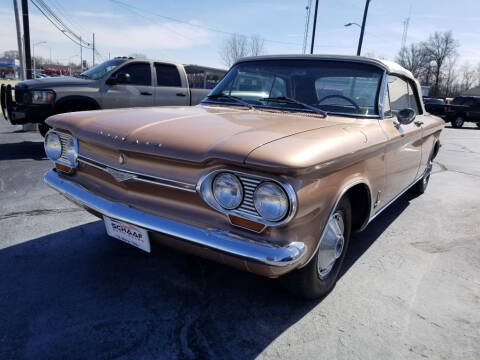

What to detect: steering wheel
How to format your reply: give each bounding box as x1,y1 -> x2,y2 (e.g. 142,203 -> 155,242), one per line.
317,94 -> 360,110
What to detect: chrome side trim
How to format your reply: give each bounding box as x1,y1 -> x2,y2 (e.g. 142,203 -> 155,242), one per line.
77,155 -> 197,193
298,180 -> 371,268
44,169 -> 307,267
196,169 -> 298,228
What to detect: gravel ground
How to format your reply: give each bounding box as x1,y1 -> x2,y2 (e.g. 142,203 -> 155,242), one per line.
0,119 -> 479,360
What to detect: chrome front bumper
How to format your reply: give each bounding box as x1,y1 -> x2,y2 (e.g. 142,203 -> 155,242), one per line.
44,169 -> 307,268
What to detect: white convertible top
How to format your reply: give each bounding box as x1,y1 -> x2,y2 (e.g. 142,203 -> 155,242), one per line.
235,54 -> 415,81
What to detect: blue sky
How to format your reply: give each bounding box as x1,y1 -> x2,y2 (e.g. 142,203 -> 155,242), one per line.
1,0 -> 479,69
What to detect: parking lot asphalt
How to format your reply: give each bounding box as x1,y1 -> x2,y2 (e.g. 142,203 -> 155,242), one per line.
0,119 -> 479,360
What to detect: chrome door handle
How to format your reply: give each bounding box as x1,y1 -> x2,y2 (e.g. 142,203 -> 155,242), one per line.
176,93 -> 186,97
393,120 -> 401,129
140,92 -> 152,96
414,120 -> 424,127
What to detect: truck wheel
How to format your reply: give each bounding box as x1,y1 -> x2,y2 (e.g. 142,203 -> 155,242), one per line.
38,123 -> 50,137
452,116 -> 464,128
476,123 -> 480,128
282,196 -> 351,299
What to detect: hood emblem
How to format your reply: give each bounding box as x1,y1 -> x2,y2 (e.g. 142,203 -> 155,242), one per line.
104,167 -> 137,183
118,154 -> 126,165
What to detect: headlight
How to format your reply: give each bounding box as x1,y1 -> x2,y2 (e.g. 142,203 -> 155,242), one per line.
44,132 -> 62,160
64,137 -> 78,165
213,173 -> 243,209
254,182 -> 289,221
31,90 -> 55,104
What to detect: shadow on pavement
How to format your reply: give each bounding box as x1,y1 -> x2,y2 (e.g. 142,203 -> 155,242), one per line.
0,193 -> 414,359
0,141 -> 46,161
342,191 -> 415,278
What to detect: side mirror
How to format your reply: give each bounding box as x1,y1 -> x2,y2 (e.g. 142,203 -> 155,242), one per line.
106,72 -> 131,85
397,108 -> 416,125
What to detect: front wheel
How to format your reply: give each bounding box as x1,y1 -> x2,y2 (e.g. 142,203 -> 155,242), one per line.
282,196 -> 351,299
476,123 -> 480,128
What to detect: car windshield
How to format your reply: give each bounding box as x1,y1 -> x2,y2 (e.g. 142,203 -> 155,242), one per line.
204,60 -> 384,116
80,59 -> 126,80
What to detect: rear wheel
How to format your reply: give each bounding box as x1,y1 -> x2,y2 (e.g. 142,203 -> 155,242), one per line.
452,115 -> 465,128
282,196 -> 351,299
412,160 -> 432,195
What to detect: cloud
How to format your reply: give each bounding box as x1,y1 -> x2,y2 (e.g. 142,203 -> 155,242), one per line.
93,22 -> 211,51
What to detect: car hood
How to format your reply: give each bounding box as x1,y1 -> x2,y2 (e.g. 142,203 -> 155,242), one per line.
15,76 -> 96,90
46,105 -> 344,164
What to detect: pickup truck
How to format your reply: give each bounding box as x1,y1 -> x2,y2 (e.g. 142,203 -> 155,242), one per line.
1,57 -> 226,136
444,96 -> 480,128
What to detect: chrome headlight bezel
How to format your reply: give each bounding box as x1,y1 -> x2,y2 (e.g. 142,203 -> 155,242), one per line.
212,173 -> 243,210
44,131 -> 62,160
197,169 -> 297,229
253,182 -> 289,221
44,129 -> 78,168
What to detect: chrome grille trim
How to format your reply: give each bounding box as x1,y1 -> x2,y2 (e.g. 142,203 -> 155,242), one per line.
46,130 -> 78,168
77,155 -> 197,193
197,169 -> 298,229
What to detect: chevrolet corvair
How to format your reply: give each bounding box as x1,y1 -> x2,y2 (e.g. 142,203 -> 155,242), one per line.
43,55 -> 443,298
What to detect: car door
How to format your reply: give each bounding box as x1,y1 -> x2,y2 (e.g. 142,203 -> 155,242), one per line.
153,63 -> 189,106
469,98 -> 480,121
377,75 -> 424,206
101,62 -> 154,109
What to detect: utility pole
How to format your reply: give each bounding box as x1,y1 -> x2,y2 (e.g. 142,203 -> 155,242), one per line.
357,0 -> 371,56
302,0 -> 312,54
92,33 -> 95,67
13,0 -> 24,79
80,36 -> 83,72
21,0 -> 32,79
310,0 -> 319,54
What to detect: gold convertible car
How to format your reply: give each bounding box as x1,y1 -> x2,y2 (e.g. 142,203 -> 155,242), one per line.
43,55 -> 444,298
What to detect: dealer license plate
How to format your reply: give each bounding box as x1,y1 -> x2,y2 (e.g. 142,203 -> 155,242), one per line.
104,216 -> 151,253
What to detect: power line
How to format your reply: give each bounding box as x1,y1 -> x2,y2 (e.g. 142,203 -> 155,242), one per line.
110,0 -> 302,47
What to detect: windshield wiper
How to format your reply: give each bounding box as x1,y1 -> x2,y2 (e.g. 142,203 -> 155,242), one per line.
206,93 -> 254,109
260,96 -> 327,116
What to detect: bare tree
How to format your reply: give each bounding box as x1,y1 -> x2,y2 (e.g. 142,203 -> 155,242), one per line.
444,55 -> 458,97
249,34 -> 265,57
396,43 -> 427,78
422,31 -> 459,96
219,34 -> 266,67
458,63 -> 476,93
2,50 -> 19,60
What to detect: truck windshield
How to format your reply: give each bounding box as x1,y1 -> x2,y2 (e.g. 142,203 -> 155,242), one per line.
80,59 -> 127,80
205,60 -> 384,116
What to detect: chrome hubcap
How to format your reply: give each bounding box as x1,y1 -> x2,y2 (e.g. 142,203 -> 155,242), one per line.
317,211 -> 345,279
